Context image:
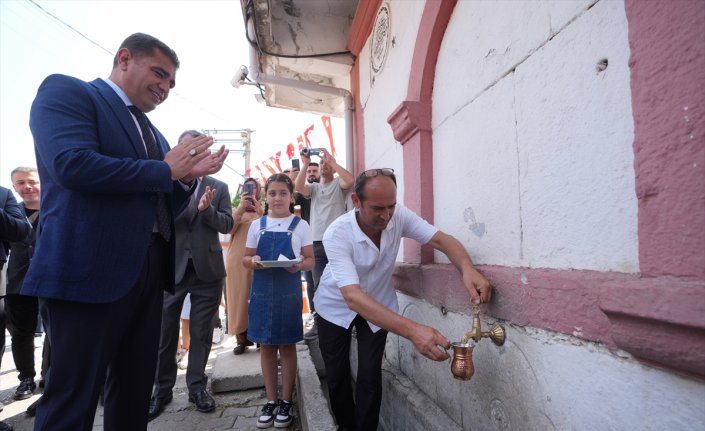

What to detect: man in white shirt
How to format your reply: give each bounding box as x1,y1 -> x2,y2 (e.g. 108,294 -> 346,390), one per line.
314,168 -> 492,431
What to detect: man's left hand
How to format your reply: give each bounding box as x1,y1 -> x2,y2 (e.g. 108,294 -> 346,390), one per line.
185,145 -> 228,181
464,268 -> 492,305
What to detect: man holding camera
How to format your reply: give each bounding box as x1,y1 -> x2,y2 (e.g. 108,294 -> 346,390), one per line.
295,148 -> 354,339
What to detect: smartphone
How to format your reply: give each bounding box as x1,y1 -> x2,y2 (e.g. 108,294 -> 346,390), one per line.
292,159 -> 300,170
243,182 -> 254,196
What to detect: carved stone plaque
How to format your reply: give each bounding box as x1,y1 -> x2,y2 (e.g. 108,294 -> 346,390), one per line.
371,4 -> 391,75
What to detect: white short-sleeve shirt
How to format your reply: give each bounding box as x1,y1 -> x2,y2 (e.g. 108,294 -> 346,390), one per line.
245,214 -> 313,259
314,204 -> 438,332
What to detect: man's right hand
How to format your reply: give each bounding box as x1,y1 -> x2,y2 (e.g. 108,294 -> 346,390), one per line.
409,323 -> 451,362
165,134 -> 215,180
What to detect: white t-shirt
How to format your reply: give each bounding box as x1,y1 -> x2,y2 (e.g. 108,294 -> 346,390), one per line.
314,204 -> 438,332
245,214 -> 313,259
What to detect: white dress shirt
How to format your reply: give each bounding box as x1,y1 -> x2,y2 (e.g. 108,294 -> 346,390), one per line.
314,204 -> 438,332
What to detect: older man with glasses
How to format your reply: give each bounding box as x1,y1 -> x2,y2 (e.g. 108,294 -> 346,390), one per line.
313,168 -> 493,431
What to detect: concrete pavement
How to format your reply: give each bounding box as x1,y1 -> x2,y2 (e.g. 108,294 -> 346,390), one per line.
0,334 -> 321,431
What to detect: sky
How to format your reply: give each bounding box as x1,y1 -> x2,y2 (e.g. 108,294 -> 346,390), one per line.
0,0 -> 344,192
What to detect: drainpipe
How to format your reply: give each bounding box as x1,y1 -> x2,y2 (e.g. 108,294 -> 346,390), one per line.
248,45 -> 354,171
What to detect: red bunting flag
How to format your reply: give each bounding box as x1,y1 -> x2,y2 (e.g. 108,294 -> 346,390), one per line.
322,115 -> 336,156
255,165 -> 265,180
262,161 -> 277,175
245,168 -> 251,177
303,125 -> 314,148
286,143 -> 295,159
270,151 -> 282,172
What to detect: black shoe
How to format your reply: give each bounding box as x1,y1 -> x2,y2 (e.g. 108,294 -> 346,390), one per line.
0,420 -> 13,431
233,344 -> 246,355
257,400 -> 279,429
147,393 -> 173,421
188,389 -> 216,413
26,397 -> 41,417
274,400 -> 293,428
14,378 -> 36,400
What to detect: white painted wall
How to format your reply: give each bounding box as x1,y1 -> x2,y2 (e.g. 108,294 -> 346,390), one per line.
389,294 -> 705,431
358,0 -> 427,208
433,0 -> 638,272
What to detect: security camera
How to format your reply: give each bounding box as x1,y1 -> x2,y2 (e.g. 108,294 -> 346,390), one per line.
230,65 -> 249,88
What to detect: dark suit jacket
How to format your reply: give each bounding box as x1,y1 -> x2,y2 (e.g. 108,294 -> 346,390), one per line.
174,176 -> 233,285
23,74 -> 193,303
6,203 -> 37,295
0,187 -> 31,296
0,187 -> 30,263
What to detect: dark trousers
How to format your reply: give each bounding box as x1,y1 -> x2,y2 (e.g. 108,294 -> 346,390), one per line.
310,241 -> 328,313
153,260 -> 222,398
317,314 -> 388,431
34,236 -> 167,431
0,294 -> 5,371
5,292 -> 38,380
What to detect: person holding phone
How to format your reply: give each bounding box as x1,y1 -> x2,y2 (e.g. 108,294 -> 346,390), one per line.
225,178 -> 263,355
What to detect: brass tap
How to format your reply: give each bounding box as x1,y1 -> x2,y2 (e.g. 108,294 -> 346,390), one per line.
461,305 -> 506,346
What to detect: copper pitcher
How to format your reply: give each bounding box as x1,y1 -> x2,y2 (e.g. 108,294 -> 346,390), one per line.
450,341 -> 475,381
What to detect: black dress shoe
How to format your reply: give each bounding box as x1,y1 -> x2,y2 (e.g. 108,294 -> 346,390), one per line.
188,389 -> 215,413
26,396 -> 41,417
14,378 -> 36,400
147,393 -> 173,421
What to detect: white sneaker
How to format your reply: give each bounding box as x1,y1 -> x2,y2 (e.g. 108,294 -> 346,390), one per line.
212,327 -> 224,345
178,352 -> 189,370
257,400 -> 279,428
176,348 -> 187,363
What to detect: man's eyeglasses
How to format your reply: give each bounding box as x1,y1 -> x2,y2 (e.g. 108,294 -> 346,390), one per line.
359,168 -> 395,179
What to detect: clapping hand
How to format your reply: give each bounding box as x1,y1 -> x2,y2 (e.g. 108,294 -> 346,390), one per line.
197,186 -> 215,212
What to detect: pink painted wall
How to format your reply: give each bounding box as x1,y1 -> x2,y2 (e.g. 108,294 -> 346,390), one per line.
625,0 -> 705,279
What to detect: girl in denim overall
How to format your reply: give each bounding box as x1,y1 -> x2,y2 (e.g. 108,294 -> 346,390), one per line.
243,173 -> 314,428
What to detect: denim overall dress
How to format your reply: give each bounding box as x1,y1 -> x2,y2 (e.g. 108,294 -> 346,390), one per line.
247,215 -> 304,344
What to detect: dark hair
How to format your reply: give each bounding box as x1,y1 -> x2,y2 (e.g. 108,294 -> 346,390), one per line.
264,173 -> 295,214
308,162 -> 319,168
354,169 -> 397,203
178,129 -> 202,143
112,33 -> 180,69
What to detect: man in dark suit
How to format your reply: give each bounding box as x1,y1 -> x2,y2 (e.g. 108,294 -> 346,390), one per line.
149,130 -> 234,420
25,33 -> 227,431
0,185 -> 31,431
6,167 -> 42,401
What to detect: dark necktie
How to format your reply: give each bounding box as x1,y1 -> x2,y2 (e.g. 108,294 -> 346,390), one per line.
128,105 -> 172,241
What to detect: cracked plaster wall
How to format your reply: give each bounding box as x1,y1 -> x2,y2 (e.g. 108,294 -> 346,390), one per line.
384,294 -> 705,430
433,0 -> 638,272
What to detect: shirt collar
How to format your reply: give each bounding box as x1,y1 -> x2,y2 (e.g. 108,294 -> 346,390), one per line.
103,78 -> 132,107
